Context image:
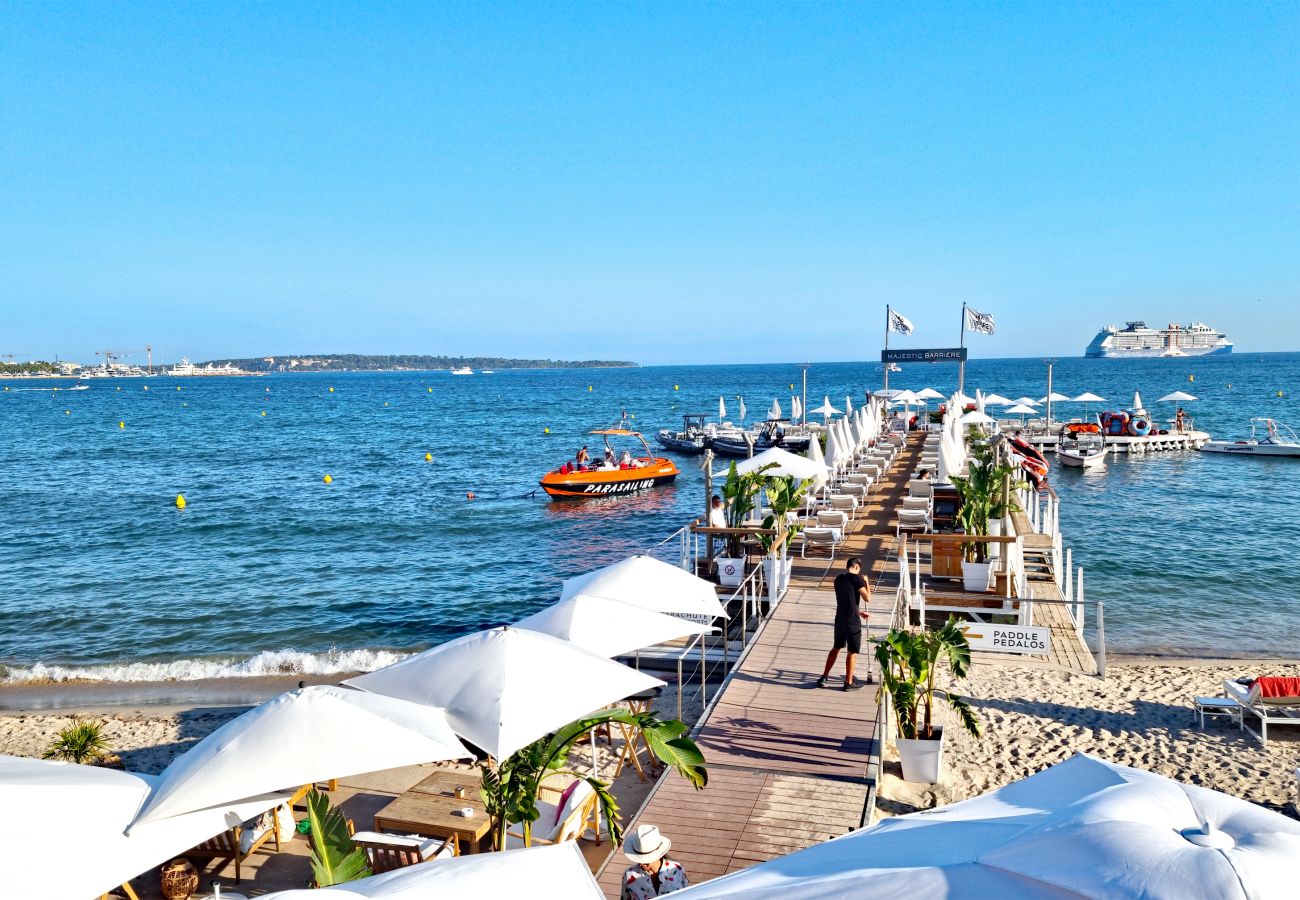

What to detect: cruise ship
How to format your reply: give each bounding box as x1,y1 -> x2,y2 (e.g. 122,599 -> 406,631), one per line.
1084,321 -> 1233,358
167,358 -> 259,376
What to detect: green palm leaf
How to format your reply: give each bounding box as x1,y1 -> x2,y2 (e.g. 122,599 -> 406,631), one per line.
306,789 -> 371,886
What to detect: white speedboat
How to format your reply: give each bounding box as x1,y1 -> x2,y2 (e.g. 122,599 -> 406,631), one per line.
1201,419 -> 1300,457
1057,422 -> 1107,468
450,367 -> 473,375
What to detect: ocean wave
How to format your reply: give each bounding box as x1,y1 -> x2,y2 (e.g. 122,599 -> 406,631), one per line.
0,647 -> 414,684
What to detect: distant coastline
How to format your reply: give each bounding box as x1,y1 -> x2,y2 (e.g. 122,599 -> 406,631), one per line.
0,353 -> 638,377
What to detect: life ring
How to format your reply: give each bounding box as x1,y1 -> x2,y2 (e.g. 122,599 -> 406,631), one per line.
1128,417 -> 1151,436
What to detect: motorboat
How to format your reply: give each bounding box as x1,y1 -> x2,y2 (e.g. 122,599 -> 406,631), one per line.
540,418 -> 679,499
656,413 -> 713,454
1057,422 -> 1107,468
1201,419 -> 1300,458
883,362 -> 902,373
710,419 -> 811,457
450,366 -> 473,375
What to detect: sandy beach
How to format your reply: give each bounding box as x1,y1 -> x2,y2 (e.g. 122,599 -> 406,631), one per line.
878,658 -> 1300,820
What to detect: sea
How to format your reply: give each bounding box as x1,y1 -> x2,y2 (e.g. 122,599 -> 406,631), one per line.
2,353 -> 1298,684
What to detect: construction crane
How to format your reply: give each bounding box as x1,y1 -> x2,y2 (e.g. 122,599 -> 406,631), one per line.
95,346 -> 154,374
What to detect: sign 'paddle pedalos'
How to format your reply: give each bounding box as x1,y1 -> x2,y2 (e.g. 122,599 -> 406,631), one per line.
960,624 -> 1052,654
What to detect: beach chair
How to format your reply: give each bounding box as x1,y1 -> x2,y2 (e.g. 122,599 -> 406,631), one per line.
352,831 -> 457,872
1222,677 -> 1300,745
505,778 -> 598,848
798,526 -> 842,560
901,496 -> 932,515
816,509 -> 848,530
908,479 -> 934,500
896,507 -> 930,537
828,493 -> 858,519
184,803 -> 291,883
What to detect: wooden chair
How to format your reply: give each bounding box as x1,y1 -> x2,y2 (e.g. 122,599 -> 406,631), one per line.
505,777 -> 599,848
185,813 -> 284,883
352,831 -> 457,873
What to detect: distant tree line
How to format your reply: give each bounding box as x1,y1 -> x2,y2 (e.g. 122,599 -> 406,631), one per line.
199,354 -> 637,371
0,361 -> 63,375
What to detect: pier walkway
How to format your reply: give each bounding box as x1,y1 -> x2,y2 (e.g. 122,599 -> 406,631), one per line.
595,437 -> 920,895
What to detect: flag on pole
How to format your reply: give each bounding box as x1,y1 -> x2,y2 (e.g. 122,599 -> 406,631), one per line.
964,306 -> 995,335
889,308 -> 915,336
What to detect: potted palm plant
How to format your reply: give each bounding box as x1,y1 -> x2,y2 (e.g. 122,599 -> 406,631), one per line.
950,451 -> 1023,592
758,474 -> 810,594
716,462 -> 768,587
874,618 -> 981,783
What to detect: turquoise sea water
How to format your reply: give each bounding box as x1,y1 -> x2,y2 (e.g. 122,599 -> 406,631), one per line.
1,354 -> 1298,680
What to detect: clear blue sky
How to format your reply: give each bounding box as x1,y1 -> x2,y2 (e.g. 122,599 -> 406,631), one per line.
2,1 -> 1297,365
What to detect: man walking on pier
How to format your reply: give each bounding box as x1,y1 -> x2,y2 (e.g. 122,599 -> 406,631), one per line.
817,557 -> 872,690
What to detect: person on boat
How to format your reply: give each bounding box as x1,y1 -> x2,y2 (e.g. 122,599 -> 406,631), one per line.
1175,408 -> 1186,433
620,824 -> 688,898
817,558 -> 872,691
708,494 -> 727,529
620,450 -> 633,468
604,446 -> 617,467
576,446 -> 590,465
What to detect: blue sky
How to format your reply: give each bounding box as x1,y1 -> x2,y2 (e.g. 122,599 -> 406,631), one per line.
2,2 -> 1297,365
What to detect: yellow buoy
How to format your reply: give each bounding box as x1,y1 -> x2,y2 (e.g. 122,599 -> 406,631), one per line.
261,410 -> 267,416
116,387 -> 121,391
543,427 -> 550,434
427,387 -> 432,393
65,410 -> 70,415
175,494 -> 186,509
143,385 -> 148,391
790,383 -> 794,389
674,385 -> 679,390
52,387 -> 58,392
328,387 -> 334,393
183,402 -> 187,407
323,474 -> 333,484
177,386 -> 181,391
424,452 -> 433,462
1188,374 -> 1194,382
118,421 -> 125,429
587,386 -> 592,391
1278,390 -> 1286,398
384,401 -> 389,407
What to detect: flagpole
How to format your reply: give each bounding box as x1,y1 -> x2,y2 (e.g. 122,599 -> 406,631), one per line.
883,304 -> 891,394
958,302 -> 967,396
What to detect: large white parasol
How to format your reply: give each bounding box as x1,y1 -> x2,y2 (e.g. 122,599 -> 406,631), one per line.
674,754 -> 1300,899
131,686 -> 470,829
515,594 -> 712,658
559,554 -> 726,619
1158,391 -> 1199,402
345,627 -> 663,760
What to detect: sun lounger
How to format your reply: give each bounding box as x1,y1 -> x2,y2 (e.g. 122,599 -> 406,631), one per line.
505,778 -> 598,848
816,509 -> 848,529
798,526 -> 843,560
1222,678 -> 1300,745
908,479 -> 934,499
896,507 -> 930,537
185,803 -> 293,882
829,494 -> 858,518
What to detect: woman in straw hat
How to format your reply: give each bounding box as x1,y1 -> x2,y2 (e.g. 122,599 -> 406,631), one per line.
620,824 -> 689,898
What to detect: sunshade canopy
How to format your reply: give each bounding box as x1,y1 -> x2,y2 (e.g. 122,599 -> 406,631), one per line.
960,410 -> 997,425
264,841 -> 602,899
515,594 -> 712,658
346,627 -> 663,760
914,387 -> 946,400
559,554 -> 725,619
1158,391 -> 1199,402
675,754 -> 1300,899
1072,392 -> 1107,403
721,446 -> 828,482
1013,396 -> 1040,406
1004,404 -> 1039,415
979,393 -> 1014,405
809,396 -> 840,416
1,755 -> 289,900
891,389 -> 921,404
131,686 -> 470,829
1038,392 -> 1073,403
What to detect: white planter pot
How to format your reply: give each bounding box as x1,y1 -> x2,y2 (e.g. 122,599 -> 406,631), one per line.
783,557 -> 794,592
717,557 -> 746,587
962,560 -> 993,593
896,726 -> 945,783
988,519 -> 1003,559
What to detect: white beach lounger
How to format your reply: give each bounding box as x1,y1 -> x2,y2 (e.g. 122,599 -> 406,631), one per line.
1223,679 -> 1300,745
896,507 -> 930,537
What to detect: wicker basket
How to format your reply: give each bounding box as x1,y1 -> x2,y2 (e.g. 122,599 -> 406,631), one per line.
160,857 -> 199,900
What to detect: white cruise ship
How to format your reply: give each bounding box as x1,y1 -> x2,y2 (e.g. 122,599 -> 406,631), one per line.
167,358 -> 259,376
1085,321 -> 1233,358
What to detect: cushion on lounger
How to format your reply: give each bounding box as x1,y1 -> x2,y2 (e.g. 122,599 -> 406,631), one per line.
1255,677 -> 1300,701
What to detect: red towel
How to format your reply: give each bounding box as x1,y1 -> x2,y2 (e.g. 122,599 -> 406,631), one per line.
1254,676 -> 1300,699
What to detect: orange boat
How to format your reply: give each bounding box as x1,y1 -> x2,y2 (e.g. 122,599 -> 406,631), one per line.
540,426 -> 679,500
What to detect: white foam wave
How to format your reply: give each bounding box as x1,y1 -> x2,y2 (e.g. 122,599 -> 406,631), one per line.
0,647 -> 413,684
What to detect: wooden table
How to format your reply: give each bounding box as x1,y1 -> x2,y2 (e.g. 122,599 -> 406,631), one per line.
374,770 -> 491,854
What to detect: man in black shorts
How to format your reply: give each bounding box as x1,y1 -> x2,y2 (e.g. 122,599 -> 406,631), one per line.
817,558 -> 871,690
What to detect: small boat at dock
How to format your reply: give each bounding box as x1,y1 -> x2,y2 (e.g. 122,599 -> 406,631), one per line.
656,414 -> 713,454
1201,419 -> 1300,457
540,420 -> 679,499
1056,422 -> 1107,468
709,419 -> 811,458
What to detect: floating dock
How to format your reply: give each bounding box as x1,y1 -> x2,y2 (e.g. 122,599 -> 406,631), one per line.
1024,429 -> 1208,454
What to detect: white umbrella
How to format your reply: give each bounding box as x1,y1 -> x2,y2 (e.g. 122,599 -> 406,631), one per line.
1158,391 -> 1199,402
1073,392 -> 1107,403
131,686 -> 470,829
1037,392 -> 1072,403
805,432 -> 827,490
1132,390 -> 1145,411
719,395 -> 727,421
738,396 -> 747,421
0,755 -> 291,900
768,398 -> 781,420
515,594 -> 712,658
844,395 -> 853,415
723,446 -> 828,482
960,410 -> 996,426
1004,404 -> 1038,414
264,841 -> 602,899
1013,396 -> 1040,407
675,754 -> 1300,899
980,393 -> 1015,405
824,425 -> 841,473
345,627 -> 663,761
915,387 -> 946,401
791,395 -> 801,421
891,389 -> 921,405
809,396 -> 840,419
559,554 -> 726,619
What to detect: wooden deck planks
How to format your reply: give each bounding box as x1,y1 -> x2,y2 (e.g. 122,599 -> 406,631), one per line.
596,437 -> 932,896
